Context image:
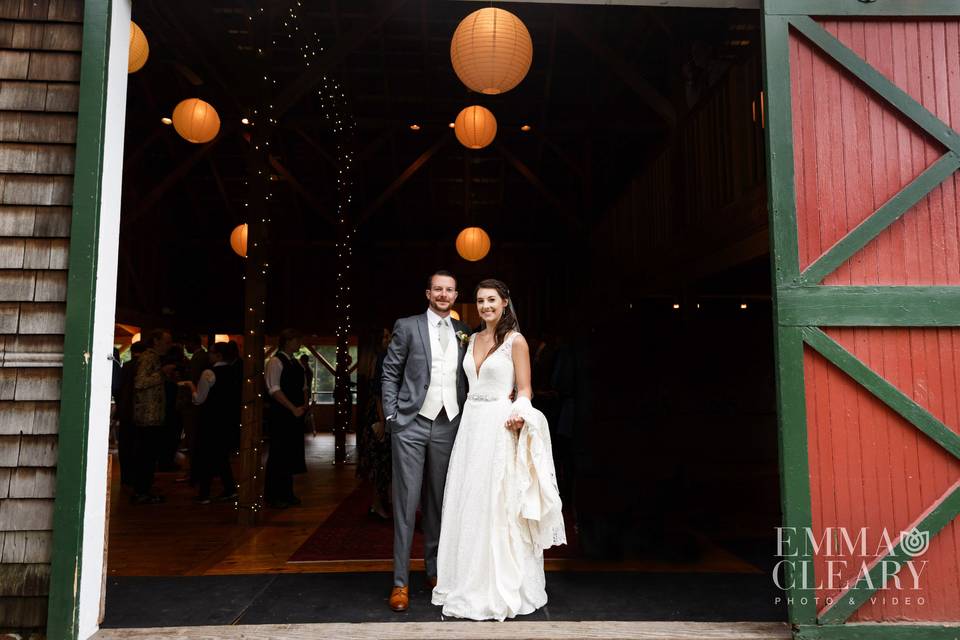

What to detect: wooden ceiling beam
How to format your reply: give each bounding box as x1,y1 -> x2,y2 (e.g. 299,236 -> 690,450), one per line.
357,133 -> 449,227
556,10 -> 677,127
124,124 -> 235,226
266,153 -> 337,226
495,142 -> 580,227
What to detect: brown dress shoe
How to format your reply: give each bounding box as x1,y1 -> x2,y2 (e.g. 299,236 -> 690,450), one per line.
389,586 -> 409,612
427,575 -> 438,589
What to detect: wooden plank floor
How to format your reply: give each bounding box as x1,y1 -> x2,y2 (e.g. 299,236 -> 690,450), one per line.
107,434 -> 760,577
93,621 -> 793,640
108,434 -> 361,577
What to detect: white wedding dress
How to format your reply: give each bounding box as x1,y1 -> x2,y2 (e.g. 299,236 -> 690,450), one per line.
432,332 -> 566,621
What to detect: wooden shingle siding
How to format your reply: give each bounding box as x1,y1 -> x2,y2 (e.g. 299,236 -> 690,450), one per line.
0,50 -> 81,82
0,531 -> 51,563
0,206 -> 71,237
0,22 -> 83,51
0,112 -> 78,143
0,401 -> 59,435
0,80 -> 79,112
0,0 -> 82,631
0,0 -> 83,23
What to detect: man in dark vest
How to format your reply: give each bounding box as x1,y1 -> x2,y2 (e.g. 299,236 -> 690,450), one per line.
264,328 -> 308,508
189,342 -> 240,503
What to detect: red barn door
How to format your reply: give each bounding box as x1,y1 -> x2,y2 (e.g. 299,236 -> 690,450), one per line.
764,0 -> 960,635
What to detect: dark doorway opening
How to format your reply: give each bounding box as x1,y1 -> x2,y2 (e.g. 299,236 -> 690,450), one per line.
104,0 -> 785,627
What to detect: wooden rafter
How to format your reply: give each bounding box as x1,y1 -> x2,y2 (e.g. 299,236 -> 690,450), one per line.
357,134 -> 449,227
495,142 -> 579,226
125,124 -> 235,226
556,10 -> 676,127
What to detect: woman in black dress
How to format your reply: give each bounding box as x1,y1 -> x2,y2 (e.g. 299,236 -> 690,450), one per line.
356,328 -> 392,519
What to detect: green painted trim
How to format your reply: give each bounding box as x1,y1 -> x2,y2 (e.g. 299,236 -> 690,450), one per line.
763,13 -> 801,286
766,0 -> 960,17
802,327 -> 960,460
764,10 -> 817,626
772,326 -> 818,625
47,1 -> 112,639
818,480 -> 960,623
800,154 -> 960,285
790,16 -> 960,154
796,623 -> 960,640
779,286 -> 960,326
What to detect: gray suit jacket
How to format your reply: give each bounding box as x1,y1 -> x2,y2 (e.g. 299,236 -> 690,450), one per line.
381,312 -> 469,429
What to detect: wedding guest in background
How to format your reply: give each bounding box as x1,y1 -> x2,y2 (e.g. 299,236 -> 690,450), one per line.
357,327 -> 392,519
182,336 -> 207,483
132,329 -> 175,504
186,336 -> 209,384
117,341 -> 146,488
300,354 -> 316,434
157,343 -> 187,471
264,329 -> 308,508
224,340 -> 242,451
190,342 -> 240,504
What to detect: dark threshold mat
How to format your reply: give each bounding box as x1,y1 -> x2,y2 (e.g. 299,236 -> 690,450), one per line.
101,574 -> 275,628
103,572 -> 787,627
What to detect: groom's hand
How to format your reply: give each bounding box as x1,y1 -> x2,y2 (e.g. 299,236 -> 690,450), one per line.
292,405 -> 307,418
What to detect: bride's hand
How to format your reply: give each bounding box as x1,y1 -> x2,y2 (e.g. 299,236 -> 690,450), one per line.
504,416 -> 524,432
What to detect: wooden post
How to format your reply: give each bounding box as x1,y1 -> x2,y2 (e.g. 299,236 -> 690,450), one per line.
237,130 -> 271,524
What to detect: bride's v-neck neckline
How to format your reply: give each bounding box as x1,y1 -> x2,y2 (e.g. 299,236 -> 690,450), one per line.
471,332 -> 510,378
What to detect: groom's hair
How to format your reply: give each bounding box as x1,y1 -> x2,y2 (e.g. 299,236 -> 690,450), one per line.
427,270 -> 457,290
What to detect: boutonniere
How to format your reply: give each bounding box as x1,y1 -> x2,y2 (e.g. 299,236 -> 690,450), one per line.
455,330 -> 470,346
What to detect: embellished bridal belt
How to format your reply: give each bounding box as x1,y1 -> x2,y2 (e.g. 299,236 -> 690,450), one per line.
467,392 -> 502,402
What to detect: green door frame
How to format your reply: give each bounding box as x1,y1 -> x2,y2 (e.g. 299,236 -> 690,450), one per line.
763,0 -> 960,638
40,0 -> 960,638
46,0 -> 124,638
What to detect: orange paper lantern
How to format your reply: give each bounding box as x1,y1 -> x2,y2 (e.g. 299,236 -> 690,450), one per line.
454,106 -> 497,149
455,227 -> 491,262
172,98 -> 221,144
450,8 -> 533,95
128,21 -> 149,73
230,223 -> 248,258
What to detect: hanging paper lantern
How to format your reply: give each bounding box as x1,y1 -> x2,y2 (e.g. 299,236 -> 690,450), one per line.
230,223 -> 248,258
456,227 -> 491,262
172,98 -> 221,143
454,106 -> 497,149
450,7 -> 533,95
128,21 -> 149,73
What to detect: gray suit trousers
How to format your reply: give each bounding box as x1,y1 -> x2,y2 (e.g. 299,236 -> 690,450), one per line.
391,408 -> 459,587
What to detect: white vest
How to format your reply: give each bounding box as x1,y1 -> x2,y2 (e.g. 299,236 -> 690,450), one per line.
419,332 -> 460,421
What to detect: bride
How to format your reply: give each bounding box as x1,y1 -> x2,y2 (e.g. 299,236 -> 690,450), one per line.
432,279 -> 566,621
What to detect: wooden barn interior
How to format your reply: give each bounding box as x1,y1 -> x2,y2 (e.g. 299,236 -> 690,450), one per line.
104,0 -> 784,625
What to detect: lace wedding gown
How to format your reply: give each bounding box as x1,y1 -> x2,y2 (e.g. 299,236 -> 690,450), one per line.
432,332 -> 566,621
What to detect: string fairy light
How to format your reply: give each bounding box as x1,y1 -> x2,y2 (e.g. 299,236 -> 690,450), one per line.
233,3 -> 360,520
279,2 -> 359,464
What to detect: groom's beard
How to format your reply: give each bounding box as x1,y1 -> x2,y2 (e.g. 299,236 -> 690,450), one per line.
430,300 -> 453,314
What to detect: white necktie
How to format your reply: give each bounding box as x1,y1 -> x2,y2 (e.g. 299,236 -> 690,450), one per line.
438,319 -> 450,352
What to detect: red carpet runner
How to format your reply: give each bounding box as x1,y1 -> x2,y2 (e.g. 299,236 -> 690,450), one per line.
289,485 -> 575,562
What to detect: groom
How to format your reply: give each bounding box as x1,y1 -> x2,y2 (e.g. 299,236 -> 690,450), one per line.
381,270 -> 469,612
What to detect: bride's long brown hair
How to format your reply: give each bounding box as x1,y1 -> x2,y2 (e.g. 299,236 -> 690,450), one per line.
475,279 -> 519,356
